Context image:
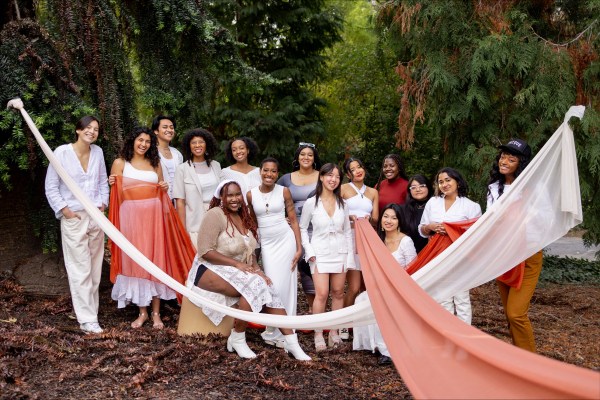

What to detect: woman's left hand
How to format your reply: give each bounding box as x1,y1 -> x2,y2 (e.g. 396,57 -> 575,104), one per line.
291,249 -> 302,271
158,181 -> 169,192
255,270 -> 272,286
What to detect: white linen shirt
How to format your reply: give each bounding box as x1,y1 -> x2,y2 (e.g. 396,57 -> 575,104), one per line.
418,196 -> 482,238
299,195 -> 356,269
45,144 -> 109,219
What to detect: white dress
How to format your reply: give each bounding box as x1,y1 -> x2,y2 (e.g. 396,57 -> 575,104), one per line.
353,237 -> 417,357
418,195 -> 482,324
345,183 -> 373,271
111,162 -> 177,307
251,185 -> 298,316
220,166 -> 261,202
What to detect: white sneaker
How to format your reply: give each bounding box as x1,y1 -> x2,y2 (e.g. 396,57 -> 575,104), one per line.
80,322 -> 103,334
340,328 -> 350,340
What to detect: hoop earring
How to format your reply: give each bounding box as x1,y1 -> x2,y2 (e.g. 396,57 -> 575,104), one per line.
205,152 -> 209,156
313,162 -> 317,170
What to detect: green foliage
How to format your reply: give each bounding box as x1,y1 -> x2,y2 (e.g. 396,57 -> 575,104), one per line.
541,255 -> 600,284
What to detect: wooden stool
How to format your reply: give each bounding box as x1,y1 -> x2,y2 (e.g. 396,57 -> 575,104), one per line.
177,296 -> 234,336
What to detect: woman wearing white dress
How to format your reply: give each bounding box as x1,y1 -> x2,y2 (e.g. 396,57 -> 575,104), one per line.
300,163 -> 355,351
173,128 -> 221,248
418,167 -> 481,324
220,137 -> 261,201
339,157 -> 379,340
353,203 -> 417,365
247,158 -> 302,347
152,115 -> 183,200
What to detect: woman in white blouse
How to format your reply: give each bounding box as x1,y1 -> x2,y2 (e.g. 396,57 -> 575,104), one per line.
300,163 -> 355,351
152,115 -> 183,199
419,167 -> 481,324
220,137 -> 261,201
173,128 -> 222,248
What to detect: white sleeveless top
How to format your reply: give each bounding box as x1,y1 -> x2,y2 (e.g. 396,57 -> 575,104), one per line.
345,183 -> 373,218
123,162 -> 158,183
251,185 -> 286,228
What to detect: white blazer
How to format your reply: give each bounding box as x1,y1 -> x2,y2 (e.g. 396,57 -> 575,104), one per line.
173,160 -> 222,233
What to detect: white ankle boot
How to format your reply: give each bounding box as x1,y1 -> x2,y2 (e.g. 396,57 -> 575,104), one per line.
283,334 -> 311,361
227,329 -> 257,359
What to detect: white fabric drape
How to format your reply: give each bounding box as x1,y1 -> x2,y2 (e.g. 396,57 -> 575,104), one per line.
8,99 -> 584,331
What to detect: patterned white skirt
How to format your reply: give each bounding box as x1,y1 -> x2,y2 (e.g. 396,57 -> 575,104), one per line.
186,256 -> 285,325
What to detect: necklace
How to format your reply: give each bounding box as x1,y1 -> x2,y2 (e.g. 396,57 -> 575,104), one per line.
260,187 -> 275,214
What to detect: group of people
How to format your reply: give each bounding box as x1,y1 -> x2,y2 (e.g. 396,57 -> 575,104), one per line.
45,114 -> 542,363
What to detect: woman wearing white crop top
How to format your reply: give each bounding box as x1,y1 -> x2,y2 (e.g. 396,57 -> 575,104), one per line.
419,167 -> 481,325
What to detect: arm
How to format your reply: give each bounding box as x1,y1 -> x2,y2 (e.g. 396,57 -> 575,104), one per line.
400,237 -> 417,269
96,147 -> 109,211
342,203 -> 356,270
44,148 -> 75,219
246,190 -> 258,224
299,197 -> 316,262
156,164 -> 168,191
284,187 -> 303,271
370,188 -> 379,227
418,199 -> 438,237
173,165 -> 186,223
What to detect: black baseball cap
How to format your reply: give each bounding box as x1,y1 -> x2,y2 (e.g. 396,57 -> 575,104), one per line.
499,138 -> 531,158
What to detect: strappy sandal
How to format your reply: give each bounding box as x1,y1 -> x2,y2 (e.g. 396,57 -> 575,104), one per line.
314,332 -> 326,352
131,312 -> 148,329
328,329 -> 342,348
151,312 -> 164,330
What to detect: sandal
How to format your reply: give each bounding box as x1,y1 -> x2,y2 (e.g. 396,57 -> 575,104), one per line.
328,329 -> 342,348
131,312 -> 148,329
151,312 -> 164,330
314,332 -> 326,352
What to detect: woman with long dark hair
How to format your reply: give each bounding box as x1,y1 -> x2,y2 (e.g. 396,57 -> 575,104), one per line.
400,174 -> 433,253
173,128 -> 221,248
300,163 -> 354,351
220,137 -> 261,201
187,180 -> 310,360
375,154 -> 409,211
487,139 -> 541,352
418,167 -> 481,324
278,142 -> 322,314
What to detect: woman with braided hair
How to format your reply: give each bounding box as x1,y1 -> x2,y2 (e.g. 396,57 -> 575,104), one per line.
186,180 -> 311,360
375,154 -> 409,212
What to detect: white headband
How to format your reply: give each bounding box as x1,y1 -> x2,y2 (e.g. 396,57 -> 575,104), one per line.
213,179 -> 239,199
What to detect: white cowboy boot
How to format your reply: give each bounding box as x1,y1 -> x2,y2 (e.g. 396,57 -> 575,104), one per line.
283,333 -> 311,361
227,329 -> 257,359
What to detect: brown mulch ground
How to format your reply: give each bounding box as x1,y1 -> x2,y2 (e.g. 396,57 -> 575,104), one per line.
0,278 -> 598,399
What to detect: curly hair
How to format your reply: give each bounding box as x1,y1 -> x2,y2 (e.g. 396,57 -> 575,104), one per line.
119,126 -> 160,168
225,137 -> 259,165
375,154 -> 408,189
181,128 -> 218,167
487,150 -> 531,201
404,174 -> 433,228
209,181 -> 258,240
314,163 -> 344,208
434,167 -> 468,197
377,203 -> 404,242
292,144 -> 321,172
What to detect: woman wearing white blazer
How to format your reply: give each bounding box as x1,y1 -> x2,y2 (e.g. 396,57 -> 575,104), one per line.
174,129 -> 222,248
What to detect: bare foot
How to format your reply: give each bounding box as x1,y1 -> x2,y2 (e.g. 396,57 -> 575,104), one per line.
131,313 -> 148,329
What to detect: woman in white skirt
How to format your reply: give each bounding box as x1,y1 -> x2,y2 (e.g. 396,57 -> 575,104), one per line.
353,203 -> 417,365
247,158 -> 302,347
187,180 -> 310,360
300,163 -> 355,351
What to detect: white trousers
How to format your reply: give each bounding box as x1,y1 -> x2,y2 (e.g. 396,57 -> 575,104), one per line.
440,289 -> 472,325
60,211 -> 104,324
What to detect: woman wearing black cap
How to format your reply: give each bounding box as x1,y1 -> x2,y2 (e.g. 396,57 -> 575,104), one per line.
486,138 -> 541,352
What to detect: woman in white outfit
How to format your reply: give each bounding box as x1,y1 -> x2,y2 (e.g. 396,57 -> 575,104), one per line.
45,115 -> 109,334
353,203 -> 417,365
173,128 -> 222,248
300,163 -> 355,351
153,115 -> 183,200
339,157 -> 379,340
187,180 -> 310,360
220,137 -> 261,201
247,158 -> 302,347
418,167 -> 481,324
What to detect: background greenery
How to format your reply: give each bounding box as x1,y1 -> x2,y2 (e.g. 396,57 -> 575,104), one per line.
0,0 -> 598,257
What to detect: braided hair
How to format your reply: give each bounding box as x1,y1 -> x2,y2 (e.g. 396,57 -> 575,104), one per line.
209,181 -> 258,239
375,154 -> 408,189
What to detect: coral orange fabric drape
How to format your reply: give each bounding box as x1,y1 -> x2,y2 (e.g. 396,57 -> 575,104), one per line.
356,219 -> 599,399
109,176 -> 195,302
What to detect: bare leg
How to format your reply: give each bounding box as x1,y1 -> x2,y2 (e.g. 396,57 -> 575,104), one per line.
151,297 -> 164,329
343,270 -> 362,308
131,306 -> 148,328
